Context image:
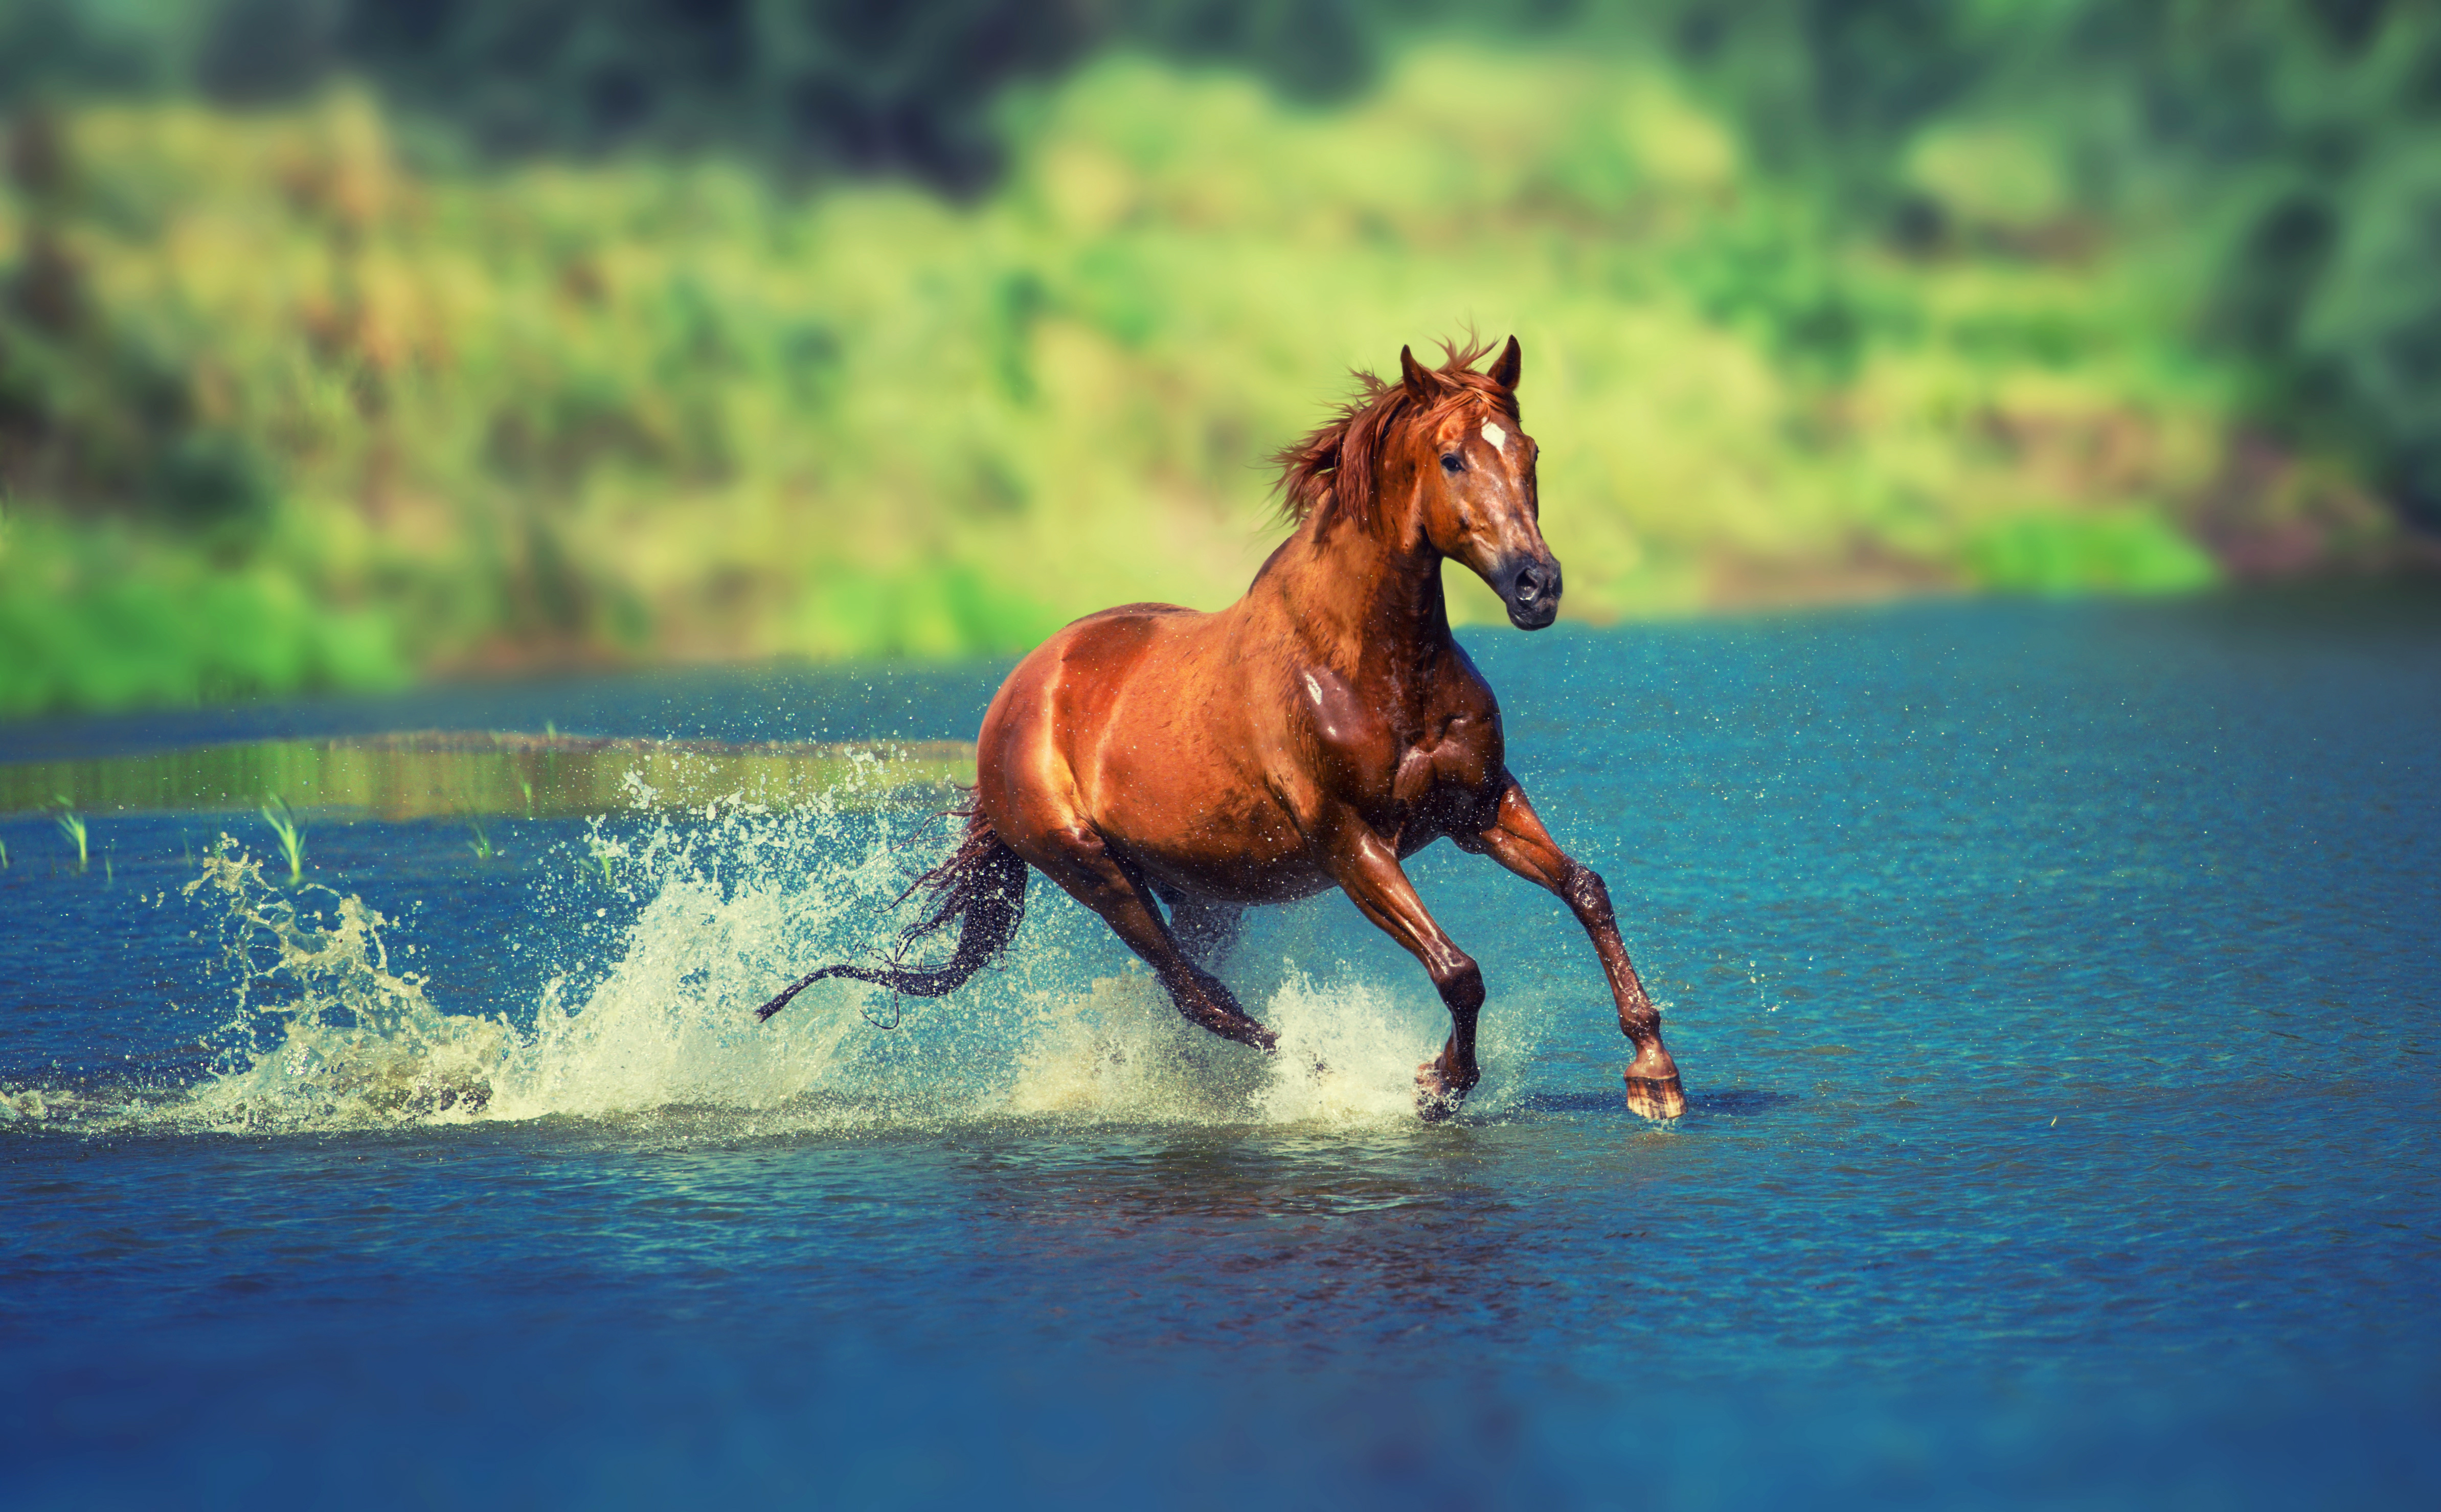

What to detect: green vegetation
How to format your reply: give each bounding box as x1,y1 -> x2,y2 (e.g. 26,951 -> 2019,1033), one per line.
0,509 -> 408,715
3,4 -> 2432,717
1963,511 -> 2222,599
259,793 -> 303,883
52,798 -> 84,870
585,834 -> 619,889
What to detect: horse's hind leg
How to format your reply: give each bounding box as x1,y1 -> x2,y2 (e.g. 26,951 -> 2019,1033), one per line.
1026,826 -> 1276,1051
1162,892 -> 1244,972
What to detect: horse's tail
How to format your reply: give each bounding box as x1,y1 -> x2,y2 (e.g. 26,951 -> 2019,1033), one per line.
753,803 -> 1028,1022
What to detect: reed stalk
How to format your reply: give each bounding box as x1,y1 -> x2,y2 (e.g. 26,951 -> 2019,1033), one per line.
260,795 -> 306,884
53,799 -> 87,873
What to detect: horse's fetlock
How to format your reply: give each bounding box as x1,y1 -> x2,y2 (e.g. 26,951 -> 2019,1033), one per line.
1435,1044 -> 1482,1092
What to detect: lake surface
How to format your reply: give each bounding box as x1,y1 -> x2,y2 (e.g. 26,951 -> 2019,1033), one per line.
4,592 -> 2437,1508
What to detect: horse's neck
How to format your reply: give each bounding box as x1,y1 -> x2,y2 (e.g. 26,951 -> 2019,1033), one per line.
1255,497 -> 1452,693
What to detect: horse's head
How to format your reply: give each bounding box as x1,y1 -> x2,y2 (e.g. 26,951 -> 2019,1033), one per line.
1398,336 -> 1560,630
1274,334 -> 1564,629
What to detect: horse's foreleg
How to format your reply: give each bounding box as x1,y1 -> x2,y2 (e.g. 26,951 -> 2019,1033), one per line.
1465,777 -> 1685,1121
1029,824 -> 1277,1052
1321,819 -> 1485,1120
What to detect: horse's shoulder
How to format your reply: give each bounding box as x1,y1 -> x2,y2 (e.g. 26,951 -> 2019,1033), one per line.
1284,663 -> 1402,821
1292,661 -> 1393,754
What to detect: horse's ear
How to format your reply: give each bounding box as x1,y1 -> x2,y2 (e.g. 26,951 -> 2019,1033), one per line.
1399,344 -> 1440,402
1489,335 -> 1522,391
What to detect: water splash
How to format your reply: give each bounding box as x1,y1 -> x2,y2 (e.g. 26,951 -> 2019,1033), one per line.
176,845 -> 518,1126
5,781 -> 1513,1137
1002,968 -> 1509,1126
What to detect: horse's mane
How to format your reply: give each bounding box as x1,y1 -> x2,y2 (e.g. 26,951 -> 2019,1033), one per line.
1271,335 -> 1520,533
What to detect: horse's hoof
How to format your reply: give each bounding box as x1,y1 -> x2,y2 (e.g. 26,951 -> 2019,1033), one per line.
1199,1007 -> 1277,1052
1624,1071 -> 1686,1122
1415,1062 -> 1471,1122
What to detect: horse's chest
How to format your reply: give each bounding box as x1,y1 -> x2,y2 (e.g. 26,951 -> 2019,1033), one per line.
1389,725 -> 1491,808
1294,660 -> 1501,834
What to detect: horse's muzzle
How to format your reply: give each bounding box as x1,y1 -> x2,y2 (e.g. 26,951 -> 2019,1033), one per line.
1500,555 -> 1563,630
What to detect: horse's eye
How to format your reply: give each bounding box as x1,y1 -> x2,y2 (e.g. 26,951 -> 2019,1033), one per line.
1440,453 -> 1465,473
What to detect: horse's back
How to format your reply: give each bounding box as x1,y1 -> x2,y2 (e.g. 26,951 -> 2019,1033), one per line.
975,599 -> 1293,882
1001,603 -> 1201,716
1046,602 -> 1200,669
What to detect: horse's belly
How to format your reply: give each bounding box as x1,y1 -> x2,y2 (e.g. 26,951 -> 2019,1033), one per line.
1131,843 -> 1336,906
1093,756 -> 1328,905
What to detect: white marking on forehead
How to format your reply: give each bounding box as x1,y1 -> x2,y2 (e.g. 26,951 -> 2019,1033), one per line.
1481,421 -> 1508,452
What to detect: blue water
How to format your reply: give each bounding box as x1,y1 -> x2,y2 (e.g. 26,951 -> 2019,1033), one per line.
4,593 -> 2438,1508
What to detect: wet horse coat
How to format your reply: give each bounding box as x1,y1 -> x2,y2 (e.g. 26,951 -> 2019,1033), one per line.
758,337 -> 1685,1120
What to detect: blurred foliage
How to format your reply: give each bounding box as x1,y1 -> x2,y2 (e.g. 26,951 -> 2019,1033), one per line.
0,0 -> 1412,184
1675,0 -> 2441,529
0,0 -> 2433,716
0,509 -> 405,712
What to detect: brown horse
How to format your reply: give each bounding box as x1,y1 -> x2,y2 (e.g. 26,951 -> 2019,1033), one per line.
757,336 -> 1686,1121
